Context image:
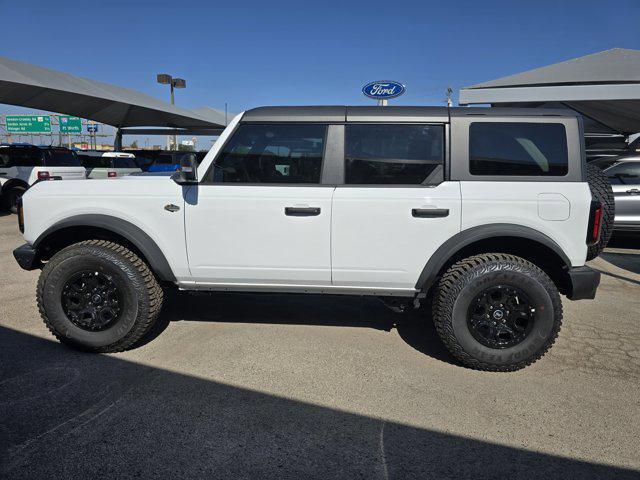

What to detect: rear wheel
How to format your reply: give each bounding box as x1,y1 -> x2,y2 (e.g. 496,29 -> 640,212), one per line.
432,253 -> 562,371
5,186 -> 26,214
586,163 -> 615,260
37,240 -> 163,352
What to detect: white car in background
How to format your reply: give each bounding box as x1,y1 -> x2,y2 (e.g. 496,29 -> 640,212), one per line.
0,144 -> 86,213
77,151 -> 141,179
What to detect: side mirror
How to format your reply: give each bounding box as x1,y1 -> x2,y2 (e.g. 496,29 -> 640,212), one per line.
173,153 -> 198,184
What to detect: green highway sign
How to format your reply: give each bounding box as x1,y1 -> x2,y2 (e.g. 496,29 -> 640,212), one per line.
59,116 -> 82,133
5,115 -> 51,133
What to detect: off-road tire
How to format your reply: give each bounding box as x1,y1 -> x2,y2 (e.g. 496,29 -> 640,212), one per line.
432,253 -> 562,372
586,163 -> 615,260
5,186 -> 26,214
37,240 -> 163,352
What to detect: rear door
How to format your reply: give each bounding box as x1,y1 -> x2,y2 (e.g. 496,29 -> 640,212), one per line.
605,161 -> 640,229
185,122 -> 335,286
331,122 -> 461,291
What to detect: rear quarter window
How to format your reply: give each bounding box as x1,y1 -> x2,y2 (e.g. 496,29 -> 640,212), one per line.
469,122 -> 568,176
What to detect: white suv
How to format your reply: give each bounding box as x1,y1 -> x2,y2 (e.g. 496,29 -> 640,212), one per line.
0,144 -> 86,213
13,107 -> 607,371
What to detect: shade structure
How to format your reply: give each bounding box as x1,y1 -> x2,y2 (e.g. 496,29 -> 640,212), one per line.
459,48 -> 640,134
0,56 -> 228,129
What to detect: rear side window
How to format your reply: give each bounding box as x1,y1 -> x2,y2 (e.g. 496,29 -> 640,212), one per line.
210,124 -> 326,184
113,157 -> 137,168
605,161 -> 640,184
45,149 -> 81,167
4,147 -> 43,167
79,155 -> 111,168
344,124 -> 444,185
469,122 -> 568,176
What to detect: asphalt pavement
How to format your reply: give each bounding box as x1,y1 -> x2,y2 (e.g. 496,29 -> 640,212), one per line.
1,212 -> 639,479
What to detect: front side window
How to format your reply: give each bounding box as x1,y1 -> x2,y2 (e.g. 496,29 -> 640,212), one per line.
469,122 -> 568,176
344,124 -> 444,185
210,124 -> 326,184
605,161 -> 640,184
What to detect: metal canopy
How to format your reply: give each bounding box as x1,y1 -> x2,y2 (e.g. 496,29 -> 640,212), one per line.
459,48 -> 640,134
0,56 -> 228,129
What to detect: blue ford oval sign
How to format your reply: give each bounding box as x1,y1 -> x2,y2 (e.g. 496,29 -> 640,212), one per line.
362,80 -> 405,100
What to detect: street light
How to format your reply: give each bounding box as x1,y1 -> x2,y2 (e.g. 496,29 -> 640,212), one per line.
157,73 -> 186,150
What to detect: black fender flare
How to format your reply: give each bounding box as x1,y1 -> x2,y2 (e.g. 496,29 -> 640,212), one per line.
415,224 -> 572,291
34,214 -> 176,282
1,178 -> 30,194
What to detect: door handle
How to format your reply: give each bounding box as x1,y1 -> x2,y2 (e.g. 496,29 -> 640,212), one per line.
412,208 -> 449,218
285,206 -> 321,216
164,204 -> 180,212
626,188 -> 640,195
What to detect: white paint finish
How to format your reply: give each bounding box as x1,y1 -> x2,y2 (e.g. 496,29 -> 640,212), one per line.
21,177 -> 191,280
184,185 -> 335,285
460,181 -> 592,266
331,182 -> 462,289
537,193 -> 571,221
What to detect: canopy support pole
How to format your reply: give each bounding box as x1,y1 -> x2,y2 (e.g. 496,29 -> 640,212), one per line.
114,128 -> 123,151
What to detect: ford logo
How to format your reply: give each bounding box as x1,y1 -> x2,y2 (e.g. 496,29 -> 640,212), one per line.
362,81 -> 405,99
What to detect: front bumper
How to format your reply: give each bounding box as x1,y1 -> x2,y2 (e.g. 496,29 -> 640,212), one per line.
13,243 -> 40,271
566,266 -> 600,300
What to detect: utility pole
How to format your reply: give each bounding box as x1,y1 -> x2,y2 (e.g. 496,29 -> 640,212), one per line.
157,74 -> 186,151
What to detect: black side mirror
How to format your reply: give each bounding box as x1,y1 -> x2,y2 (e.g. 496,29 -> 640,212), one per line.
173,153 -> 198,184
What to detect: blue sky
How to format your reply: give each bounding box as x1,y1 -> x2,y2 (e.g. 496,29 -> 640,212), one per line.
1,0 -> 639,145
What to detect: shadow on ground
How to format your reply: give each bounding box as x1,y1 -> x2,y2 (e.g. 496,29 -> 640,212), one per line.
142,291 -> 455,366
1,325 -> 637,479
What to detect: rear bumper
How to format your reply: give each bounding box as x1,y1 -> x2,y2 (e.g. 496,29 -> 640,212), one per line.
566,266 -> 600,300
13,243 -> 40,271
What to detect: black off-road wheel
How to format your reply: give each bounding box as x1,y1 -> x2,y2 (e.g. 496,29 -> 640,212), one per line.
432,253 -> 562,372
586,163 -> 615,260
37,240 -> 163,352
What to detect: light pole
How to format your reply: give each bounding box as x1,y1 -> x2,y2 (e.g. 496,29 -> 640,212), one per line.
157,73 -> 186,151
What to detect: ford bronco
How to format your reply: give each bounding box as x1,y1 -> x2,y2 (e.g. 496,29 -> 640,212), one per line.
13,106 -> 610,371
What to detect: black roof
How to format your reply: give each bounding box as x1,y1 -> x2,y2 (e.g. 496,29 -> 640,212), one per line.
242,106 -> 579,122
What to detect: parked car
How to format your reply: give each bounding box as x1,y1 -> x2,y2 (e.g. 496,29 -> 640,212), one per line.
0,144 -> 85,213
77,151 -> 141,179
127,150 -> 207,173
604,158 -> 640,232
13,106 -> 611,371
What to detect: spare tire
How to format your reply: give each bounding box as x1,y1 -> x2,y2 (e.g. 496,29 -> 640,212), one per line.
586,163 -> 615,260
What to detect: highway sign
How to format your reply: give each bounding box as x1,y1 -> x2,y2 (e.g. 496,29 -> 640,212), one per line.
59,116 -> 82,133
5,115 -> 51,133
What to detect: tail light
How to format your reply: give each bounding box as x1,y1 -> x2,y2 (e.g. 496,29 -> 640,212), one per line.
107,171 -> 118,178
586,200 -> 603,246
37,171 -> 51,181
17,197 -> 24,233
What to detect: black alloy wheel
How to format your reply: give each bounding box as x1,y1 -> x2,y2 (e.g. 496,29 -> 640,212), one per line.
62,270 -> 122,332
467,285 -> 535,349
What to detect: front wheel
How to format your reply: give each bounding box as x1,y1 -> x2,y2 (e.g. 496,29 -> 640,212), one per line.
432,253 -> 562,371
37,240 -> 163,352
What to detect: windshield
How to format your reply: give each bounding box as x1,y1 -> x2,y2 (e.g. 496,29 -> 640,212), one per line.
45,149 -> 81,167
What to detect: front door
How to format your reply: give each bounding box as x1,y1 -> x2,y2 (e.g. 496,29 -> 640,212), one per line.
185,123 -> 334,286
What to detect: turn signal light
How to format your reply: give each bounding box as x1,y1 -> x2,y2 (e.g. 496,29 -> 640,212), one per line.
37,171 -> 50,181
107,171 -> 118,178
